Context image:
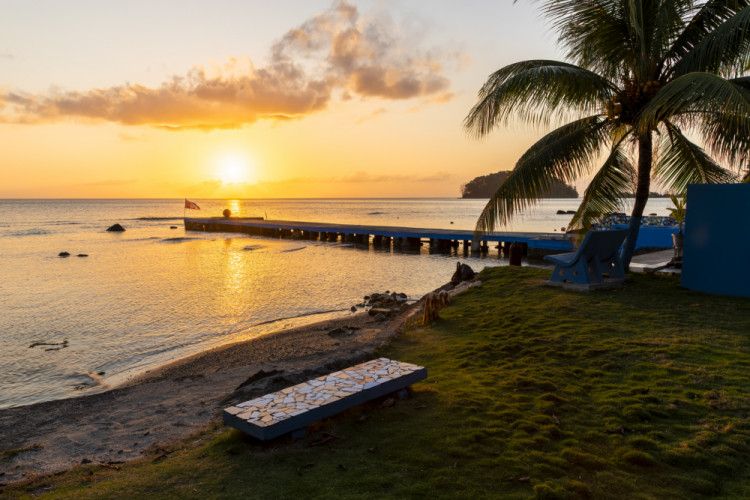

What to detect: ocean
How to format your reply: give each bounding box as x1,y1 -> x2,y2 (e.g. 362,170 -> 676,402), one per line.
0,198 -> 673,409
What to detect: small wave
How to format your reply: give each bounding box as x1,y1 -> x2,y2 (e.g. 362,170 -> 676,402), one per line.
242,244 -> 265,251
280,247 -> 306,253
160,237 -> 202,243
7,229 -> 52,237
134,217 -> 182,221
85,371 -> 110,388
252,308 -> 346,327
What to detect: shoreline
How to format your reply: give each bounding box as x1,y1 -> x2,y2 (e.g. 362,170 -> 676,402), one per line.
0,305 -> 421,484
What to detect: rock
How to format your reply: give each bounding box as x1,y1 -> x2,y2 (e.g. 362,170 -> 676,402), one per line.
556,210 -> 566,215
368,308 -> 393,317
106,223 -> 125,232
328,326 -> 359,338
350,306 -> 357,312
451,262 -> 476,284
374,313 -> 388,322
77,254 -> 88,257
566,210 -> 576,214
170,226 -> 178,229
58,251 -> 71,257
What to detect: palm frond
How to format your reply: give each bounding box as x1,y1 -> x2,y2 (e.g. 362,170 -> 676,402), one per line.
568,134 -> 636,231
653,121 -> 737,193
474,116 -> 610,235
638,72 -> 750,131
664,0 -> 749,71
463,60 -> 616,137
670,5 -> 750,76
692,81 -> 750,170
542,1 -> 636,79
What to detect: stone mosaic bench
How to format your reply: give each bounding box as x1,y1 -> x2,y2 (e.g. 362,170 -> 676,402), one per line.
223,358 -> 427,441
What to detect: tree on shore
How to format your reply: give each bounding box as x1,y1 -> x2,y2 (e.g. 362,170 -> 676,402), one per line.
465,0 -> 749,269
461,171 -> 578,198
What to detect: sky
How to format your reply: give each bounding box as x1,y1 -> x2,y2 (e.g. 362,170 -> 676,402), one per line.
0,0 -> 568,198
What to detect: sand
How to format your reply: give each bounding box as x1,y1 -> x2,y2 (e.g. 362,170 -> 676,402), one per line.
0,307 -> 419,485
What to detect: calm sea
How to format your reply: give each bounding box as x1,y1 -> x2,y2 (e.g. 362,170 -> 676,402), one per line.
0,198 -> 672,409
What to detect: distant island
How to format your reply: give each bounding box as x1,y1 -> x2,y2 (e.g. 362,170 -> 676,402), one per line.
461,171 -> 578,199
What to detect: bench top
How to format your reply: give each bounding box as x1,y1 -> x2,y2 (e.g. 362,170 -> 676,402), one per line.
224,358 -> 427,440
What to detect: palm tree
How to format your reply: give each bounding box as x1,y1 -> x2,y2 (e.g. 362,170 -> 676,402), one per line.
465,0 -> 749,269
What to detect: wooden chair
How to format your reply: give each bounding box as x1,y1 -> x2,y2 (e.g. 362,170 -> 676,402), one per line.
544,229 -> 628,285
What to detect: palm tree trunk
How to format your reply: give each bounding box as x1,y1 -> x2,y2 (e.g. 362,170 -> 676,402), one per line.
620,131 -> 653,270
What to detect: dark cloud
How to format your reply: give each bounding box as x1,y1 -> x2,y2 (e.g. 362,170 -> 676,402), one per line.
0,1 -> 453,130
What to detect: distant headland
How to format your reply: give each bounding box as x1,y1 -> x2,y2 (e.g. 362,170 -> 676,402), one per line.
461,171 -> 578,199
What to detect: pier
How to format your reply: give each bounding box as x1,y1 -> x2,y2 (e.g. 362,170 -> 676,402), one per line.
183,217 -> 574,257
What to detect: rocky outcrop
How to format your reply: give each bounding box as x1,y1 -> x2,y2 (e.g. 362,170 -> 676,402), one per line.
451,262 -> 475,284
106,223 -> 125,232
357,291 -> 410,320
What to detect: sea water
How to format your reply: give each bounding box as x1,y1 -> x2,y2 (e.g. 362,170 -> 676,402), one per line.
0,198 -> 673,409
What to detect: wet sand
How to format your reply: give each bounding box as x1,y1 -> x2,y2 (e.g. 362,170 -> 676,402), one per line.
0,307 -> 418,484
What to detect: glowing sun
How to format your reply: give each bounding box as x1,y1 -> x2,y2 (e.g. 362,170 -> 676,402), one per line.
217,156 -> 250,184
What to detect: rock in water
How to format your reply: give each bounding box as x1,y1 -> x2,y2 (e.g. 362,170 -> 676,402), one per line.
451,262 -> 475,284
58,251 -> 71,257
106,223 -> 125,232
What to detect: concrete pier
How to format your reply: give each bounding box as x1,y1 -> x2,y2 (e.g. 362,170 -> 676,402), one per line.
184,217 -> 575,257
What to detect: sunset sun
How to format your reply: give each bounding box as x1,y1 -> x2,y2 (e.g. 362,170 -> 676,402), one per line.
216,155 -> 252,184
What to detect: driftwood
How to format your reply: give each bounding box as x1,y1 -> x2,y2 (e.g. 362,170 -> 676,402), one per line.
422,290 -> 450,326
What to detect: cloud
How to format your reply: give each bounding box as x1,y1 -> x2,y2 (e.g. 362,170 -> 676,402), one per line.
118,132 -> 148,142
242,171 -> 453,186
0,1 -> 453,131
335,171 -> 452,183
80,178 -> 138,187
356,107 -> 387,124
0,52 -> 12,60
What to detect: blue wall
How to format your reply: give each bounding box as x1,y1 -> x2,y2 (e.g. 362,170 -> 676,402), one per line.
681,184 -> 750,298
611,224 -> 679,249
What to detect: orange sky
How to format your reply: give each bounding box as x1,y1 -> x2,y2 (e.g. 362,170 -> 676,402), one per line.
0,1 -> 567,198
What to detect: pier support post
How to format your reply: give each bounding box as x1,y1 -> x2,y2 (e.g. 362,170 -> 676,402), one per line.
470,240 -> 480,253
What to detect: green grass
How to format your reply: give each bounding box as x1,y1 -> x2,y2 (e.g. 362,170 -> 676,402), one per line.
2,444 -> 43,461
5,267 -> 750,499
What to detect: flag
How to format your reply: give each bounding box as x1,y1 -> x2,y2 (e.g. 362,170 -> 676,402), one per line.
185,199 -> 200,210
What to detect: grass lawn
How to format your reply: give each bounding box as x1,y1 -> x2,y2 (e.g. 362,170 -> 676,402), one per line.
5,267 -> 750,499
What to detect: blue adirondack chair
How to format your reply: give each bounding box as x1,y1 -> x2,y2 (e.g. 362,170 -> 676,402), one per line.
544,229 -> 628,285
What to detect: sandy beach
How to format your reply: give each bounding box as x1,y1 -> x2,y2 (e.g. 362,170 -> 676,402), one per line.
0,306 -> 420,485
